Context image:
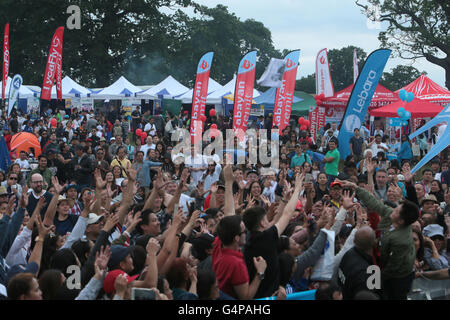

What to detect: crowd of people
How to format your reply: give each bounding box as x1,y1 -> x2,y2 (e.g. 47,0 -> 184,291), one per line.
0,104 -> 449,301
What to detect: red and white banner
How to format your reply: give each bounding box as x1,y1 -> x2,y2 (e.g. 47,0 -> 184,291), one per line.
190,52 -> 214,143
353,49 -> 359,84
233,51 -> 257,136
309,106 -> 326,142
41,27 -> 64,101
273,50 -> 300,131
2,23 -> 9,102
315,48 -> 334,98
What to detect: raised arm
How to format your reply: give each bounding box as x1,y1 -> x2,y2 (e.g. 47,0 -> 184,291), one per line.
43,177 -> 65,227
223,164 -> 235,217
116,166 -> 138,225
133,238 -> 160,289
275,172 -> 305,237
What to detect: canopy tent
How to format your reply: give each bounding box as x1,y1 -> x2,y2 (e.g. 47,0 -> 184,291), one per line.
10,132 -> 42,157
321,83 -> 398,109
292,91 -> 317,117
395,74 -> 450,107
253,87 -> 303,105
369,98 -> 443,118
207,75 -> 260,104
136,75 -> 189,99
0,77 -> 37,98
175,78 -> 223,103
89,76 -> 144,99
50,76 -> 92,98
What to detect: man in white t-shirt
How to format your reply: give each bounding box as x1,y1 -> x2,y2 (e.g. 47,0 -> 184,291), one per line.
144,118 -> 157,137
367,134 -> 388,157
185,145 -> 207,187
14,151 -> 30,169
140,136 -> 156,159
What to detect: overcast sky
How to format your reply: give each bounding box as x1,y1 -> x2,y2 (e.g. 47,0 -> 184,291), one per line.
176,0 -> 446,88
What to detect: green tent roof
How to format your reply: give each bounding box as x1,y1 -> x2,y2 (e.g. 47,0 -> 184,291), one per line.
292,91 -> 316,116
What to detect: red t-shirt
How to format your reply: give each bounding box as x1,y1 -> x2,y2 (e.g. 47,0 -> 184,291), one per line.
212,237 -> 249,299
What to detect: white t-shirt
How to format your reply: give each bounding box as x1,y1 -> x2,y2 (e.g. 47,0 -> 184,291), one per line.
144,123 -> 157,136
140,144 -> 156,158
370,142 -> 388,156
185,154 -> 207,186
14,158 -> 30,169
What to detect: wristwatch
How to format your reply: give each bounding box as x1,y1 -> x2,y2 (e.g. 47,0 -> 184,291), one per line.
257,272 -> 265,281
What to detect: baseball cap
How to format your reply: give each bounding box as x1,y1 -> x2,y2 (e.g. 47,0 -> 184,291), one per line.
108,245 -> 133,270
87,213 -> 104,225
103,269 -> 139,294
423,224 -> 444,239
330,181 -> 343,188
110,137 -> 116,141
7,262 -> 39,282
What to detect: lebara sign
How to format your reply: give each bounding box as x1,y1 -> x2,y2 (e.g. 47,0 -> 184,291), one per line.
337,49 -> 391,159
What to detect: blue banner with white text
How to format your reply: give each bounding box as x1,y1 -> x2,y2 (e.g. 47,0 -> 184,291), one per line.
337,49 -> 391,159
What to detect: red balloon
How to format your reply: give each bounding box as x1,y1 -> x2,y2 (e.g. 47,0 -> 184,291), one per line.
298,117 -> 305,125
211,124 -> 218,130
304,120 -> 310,127
50,118 -> 57,128
319,93 -> 325,100
300,125 -> 307,131
209,109 -> 216,117
136,129 -> 142,136
140,131 -> 148,139
200,115 -> 207,122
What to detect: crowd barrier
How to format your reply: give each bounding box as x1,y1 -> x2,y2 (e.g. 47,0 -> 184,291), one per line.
408,278 -> 450,300
257,289 -> 316,301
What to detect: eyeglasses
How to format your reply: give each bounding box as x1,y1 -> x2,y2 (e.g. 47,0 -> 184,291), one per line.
9,177 -> 18,180
32,181 -> 44,184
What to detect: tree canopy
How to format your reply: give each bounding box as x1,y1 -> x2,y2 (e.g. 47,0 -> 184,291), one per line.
0,1 -> 283,89
356,0 -> 449,89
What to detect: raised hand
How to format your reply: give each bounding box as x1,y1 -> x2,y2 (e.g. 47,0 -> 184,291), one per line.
335,179 -> 357,190
19,186 -> 30,209
36,214 -> 53,237
146,237 -> 161,256
210,182 -> 218,194
102,213 -> 120,232
223,164 -> 234,183
401,166 -> 414,184
260,195 -> 271,207
6,195 -> 16,216
94,168 -> 106,189
341,190 -> 355,210
94,245 -> 111,279
126,166 -> 138,182
52,176 -> 66,195
366,157 -> 377,174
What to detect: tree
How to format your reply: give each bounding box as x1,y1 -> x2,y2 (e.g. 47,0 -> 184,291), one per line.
161,4 -> 283,87
356,0 -> 450,89
295,74 -> 315,94
0,0 -> 194,87
380,65 -> 426,91
328,46 -> 367,92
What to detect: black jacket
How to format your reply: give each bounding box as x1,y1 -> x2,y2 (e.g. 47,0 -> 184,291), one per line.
70,154 -> 93,186
338,246 -> 375,300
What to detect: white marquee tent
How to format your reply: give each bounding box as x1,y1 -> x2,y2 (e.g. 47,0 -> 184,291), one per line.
175,78 -> 223,103
135,75 -> 189,99
206,75 -> 260,104
89,76 -> 146,99
50,76 -> 92,98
